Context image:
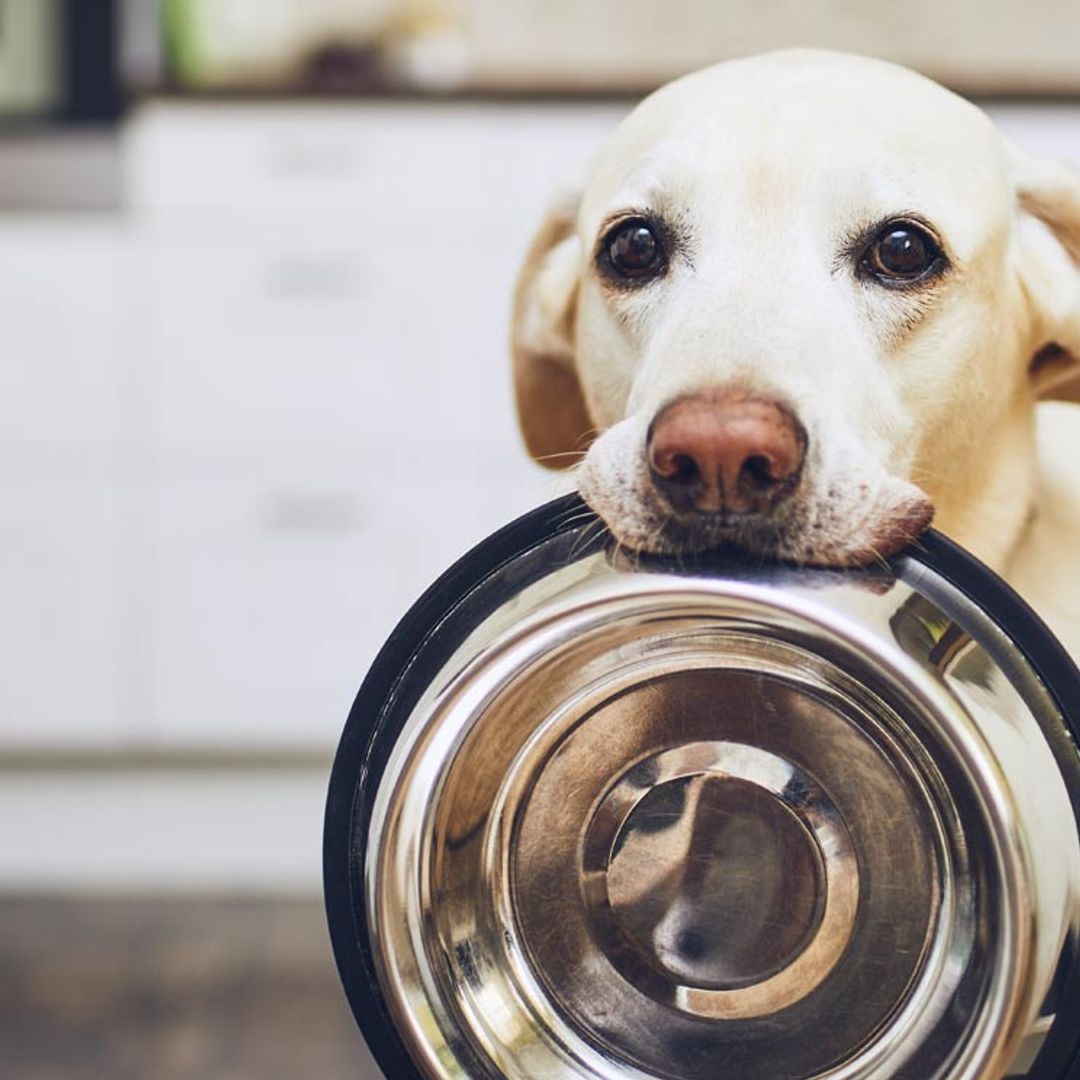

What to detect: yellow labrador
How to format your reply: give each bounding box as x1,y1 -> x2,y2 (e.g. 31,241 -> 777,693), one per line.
511,49 -> 1080,658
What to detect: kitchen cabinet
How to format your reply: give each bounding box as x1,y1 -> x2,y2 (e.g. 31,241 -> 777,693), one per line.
0,222 -> 128,747
130,101 -> 611,749
147,444 -> 549,747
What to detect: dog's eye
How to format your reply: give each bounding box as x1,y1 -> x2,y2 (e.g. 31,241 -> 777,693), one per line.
601,219 -> 666,282
862,221 -> 944,283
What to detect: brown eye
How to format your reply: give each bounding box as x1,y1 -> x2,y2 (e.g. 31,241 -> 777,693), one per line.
863,222 -> 944,282
602,219 -> 665,281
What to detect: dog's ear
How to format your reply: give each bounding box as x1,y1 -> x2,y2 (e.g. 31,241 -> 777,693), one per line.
1010,143 -> 1080,402
511,186 -> 594,468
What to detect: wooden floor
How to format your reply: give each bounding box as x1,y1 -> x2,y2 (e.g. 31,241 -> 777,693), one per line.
0,896 -> 380,1080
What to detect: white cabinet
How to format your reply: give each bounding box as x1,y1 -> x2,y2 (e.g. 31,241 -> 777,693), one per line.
0,102 -> 616,751
129,102 -> 606,749
148,445 -> 551,748
0,222 -> 129,748
150,451 -> 399,748
125,101 -> 627,221
143,226 -> 528,449
138,218 -> 557,747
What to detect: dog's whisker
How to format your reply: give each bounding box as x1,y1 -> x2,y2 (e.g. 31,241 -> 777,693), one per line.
564,515 -> 609,561
553,504 -> 597,528
556,507 -> 595,527
909,466 -> 950,485
573,428 -> 602,449
862,540 -> 892,574
533,450 -> 590,464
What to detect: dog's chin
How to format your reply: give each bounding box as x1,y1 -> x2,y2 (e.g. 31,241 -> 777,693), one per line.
578,477 -> 935,569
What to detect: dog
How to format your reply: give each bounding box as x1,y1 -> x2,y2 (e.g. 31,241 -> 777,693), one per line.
510,49 -> 1080,660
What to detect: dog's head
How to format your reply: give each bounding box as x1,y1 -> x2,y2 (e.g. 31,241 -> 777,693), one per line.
512,50 -> 1080,567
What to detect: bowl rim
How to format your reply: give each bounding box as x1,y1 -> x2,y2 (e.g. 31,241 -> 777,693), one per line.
323,493 -> 1080,1080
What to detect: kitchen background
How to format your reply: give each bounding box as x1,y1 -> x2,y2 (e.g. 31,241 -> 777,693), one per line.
2,2 -> 1079,1077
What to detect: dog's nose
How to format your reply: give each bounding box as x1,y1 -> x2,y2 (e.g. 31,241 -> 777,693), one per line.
647,391 -> 806,515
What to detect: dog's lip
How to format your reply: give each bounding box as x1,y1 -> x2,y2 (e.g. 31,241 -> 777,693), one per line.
659,509 -> 772,538
640,486 -> 791,533
637,508 -> 790,553
627,496 -> 935,565
664,506 -> 768,527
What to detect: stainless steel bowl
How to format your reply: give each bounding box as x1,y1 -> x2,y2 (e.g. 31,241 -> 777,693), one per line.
325,495 -> 1080,1080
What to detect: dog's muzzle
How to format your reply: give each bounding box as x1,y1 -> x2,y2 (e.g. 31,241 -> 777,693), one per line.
325,495 -> 1080,1080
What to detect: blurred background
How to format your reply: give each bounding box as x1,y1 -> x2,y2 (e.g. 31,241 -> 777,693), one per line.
1,2 -> 1079,1077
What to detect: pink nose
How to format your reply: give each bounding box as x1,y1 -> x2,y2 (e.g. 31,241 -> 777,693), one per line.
647,390 -> 806,515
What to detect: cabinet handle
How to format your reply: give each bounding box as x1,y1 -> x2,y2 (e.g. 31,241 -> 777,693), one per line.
258,492 -> 363,533
264,138 -> 359,180
262,255 -> 360,299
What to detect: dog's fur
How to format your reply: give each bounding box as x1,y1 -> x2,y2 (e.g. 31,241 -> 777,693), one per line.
511,49 -> 1080,659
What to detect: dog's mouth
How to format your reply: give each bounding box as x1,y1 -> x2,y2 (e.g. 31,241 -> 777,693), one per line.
630,501 -> 932,567
633,505 -> 812,558
579,460 -> 935,569
575,417 -> 936,569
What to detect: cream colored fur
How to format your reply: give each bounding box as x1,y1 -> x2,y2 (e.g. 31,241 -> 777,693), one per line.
511,49 -> 1080,661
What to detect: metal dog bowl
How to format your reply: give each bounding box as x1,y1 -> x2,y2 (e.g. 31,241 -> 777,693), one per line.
325,495 -> 1080,1080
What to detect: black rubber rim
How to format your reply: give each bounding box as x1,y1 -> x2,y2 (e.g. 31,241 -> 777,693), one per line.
324,494 -> 1080,1080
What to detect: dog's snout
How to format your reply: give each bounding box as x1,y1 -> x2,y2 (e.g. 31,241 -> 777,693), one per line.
647,391 -> 806,515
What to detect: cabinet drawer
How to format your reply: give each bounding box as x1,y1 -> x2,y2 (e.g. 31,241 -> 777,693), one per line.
149,445 -> 555,748
147,229 -> 530,449
126,101 -> 627,220
150,447 -> 522,748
